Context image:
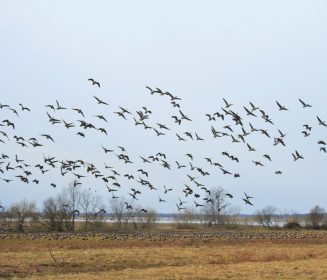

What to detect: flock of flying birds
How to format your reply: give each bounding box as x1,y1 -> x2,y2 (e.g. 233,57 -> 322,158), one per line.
0,78 -> 326,213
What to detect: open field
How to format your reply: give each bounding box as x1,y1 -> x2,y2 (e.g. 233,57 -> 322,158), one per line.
1,230 -> 327,279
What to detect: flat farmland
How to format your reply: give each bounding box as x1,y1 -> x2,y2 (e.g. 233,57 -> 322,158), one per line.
1,230 -> 327,279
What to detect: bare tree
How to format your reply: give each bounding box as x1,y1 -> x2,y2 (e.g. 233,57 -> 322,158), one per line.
42,195 -> 69,232
110,198 -> 134,229
307,205 -> 326,229
63,181 -> 81,231
255,206 -> 279,228
79,189 -> 93,230
203,187 -> 230,226
9,199 -> 37,232
174,207 -> 200,228
110,199 -> 126,228
0,201 -> 7,231
133,207 -> 158,230
89,194 -> 106,230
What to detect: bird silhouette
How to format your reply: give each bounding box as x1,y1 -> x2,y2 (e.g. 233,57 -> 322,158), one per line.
317,116 -> 327,127
299,99 -> 312,108
276,101 -> 288,111
88,78 -> 100,87
93,96 -> 109,105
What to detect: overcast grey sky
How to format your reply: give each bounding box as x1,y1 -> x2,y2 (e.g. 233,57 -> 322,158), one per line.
1,1 -> 327,214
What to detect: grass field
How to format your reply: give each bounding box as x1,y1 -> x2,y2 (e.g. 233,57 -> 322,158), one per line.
1,231 -> 327,279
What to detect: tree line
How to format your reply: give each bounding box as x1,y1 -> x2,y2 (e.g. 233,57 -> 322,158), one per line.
0,183 -> 326,232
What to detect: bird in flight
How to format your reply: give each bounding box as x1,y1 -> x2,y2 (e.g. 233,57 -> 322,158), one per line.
243,192 -> 254,206
223,98 -> 232,108
19,103 -> 30,112
299,99 -> 312,108
317,116 -> 327,127
276,101 -> 288,111
88,78 -> 100,87
93,96 -> 109,106
40,134 -> 55,142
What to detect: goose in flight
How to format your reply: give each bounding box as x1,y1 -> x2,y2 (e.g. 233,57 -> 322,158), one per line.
194,200 -> 204,207
243,192 -> 254,206
249,101 -> 259,111
156,123 -> 170,130
205,114 -> 216,121
274,137 -> 286,146
263,154 -> 271,161
276,101 -> 288,111
295,150 -> 304,160
156,153 -> 166,159
243,106 -> 257,117
1,178 -> 12,183
2,119 -> 15,129
93,96 -> 109,106
225,193 -> 233,199
95,209 -> 106,216
165,91 -> 181,101
249,122 -> 259,132
140,156 -> 151,164
114,111 -> 127,120
292,150 -> 304,161
176,203 -> 185,211
260,129 -> 271,138
119,106 -> 131,115
125,202 -> 133,210
176,134 -> 186,141
299,98 -> 312,108
63,120 -> 75,129
72,108 -> 85,117
247,143 -> 256,152
179,110 -> 192,121
145,86 -> 160,95
171,116 -> 182,125
40,134 -> 55,142
243,198 -> 254,206
244,192 -> 253,200
302,131 -> 310,137
56,100 -> 67,110
129,192 -> 139,200
138,169 -> 148,177
317,116 -> 327,127
303,124 -> 312,131
176,161 -> 186,169
184,132 -> 193,140
195,132 -> 204,141
102,146 -> 113,153
164,185 -> 173,194
185,153 -> 193,160
124,174 -> 134,180
88,78 -> 100,87
223,98 -> 232,108
19,103 -> 30,112
9,108 -> 19,117
171,101 -> 180,108
153,128 -> 165,136
278,129 -> 286,138
252,161 -> 264,167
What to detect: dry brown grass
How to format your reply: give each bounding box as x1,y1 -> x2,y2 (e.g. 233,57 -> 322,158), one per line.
1,233 -> 327,279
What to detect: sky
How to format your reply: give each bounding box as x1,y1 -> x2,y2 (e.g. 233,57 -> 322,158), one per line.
1,1 -> 327,214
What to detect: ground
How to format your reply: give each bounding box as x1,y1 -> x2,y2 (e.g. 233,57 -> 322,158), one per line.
1,230 -> 327,279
